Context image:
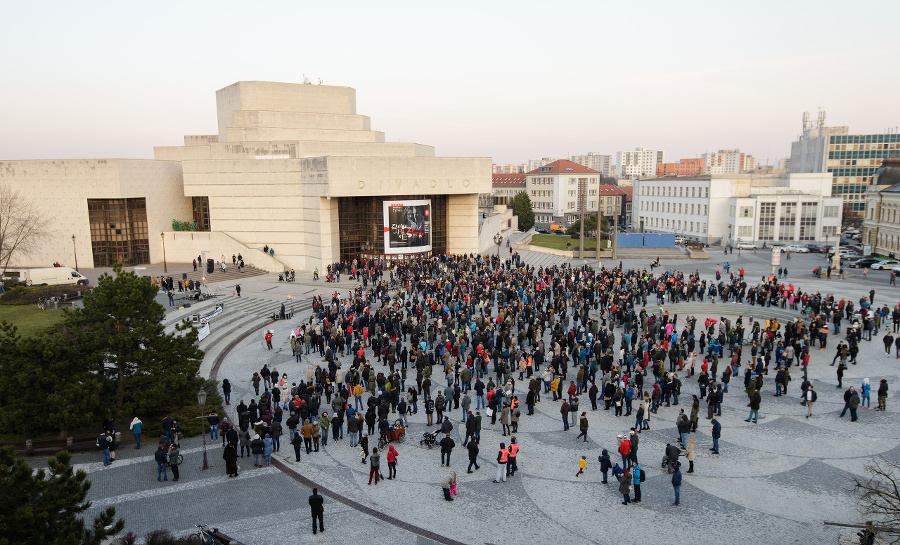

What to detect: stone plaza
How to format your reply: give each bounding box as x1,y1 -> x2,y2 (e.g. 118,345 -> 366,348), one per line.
60,244 -> 900,545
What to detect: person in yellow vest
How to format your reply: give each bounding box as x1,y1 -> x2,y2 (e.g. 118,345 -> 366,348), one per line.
494,442 -> 508,483
507,436 -> 519,476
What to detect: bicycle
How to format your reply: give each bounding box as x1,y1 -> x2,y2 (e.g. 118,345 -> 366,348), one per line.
188,525 -> 216,545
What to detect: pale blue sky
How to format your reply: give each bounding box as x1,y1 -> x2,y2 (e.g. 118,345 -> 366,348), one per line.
2,0 -> 898,165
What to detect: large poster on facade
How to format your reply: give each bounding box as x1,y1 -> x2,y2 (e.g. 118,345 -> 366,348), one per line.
383,199 -> 432,254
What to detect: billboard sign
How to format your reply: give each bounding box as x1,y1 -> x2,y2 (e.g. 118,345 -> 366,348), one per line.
383,199 -> 432,254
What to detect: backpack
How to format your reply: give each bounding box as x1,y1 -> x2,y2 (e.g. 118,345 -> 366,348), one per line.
639,468 -> 646,482
811,390 -> 818,402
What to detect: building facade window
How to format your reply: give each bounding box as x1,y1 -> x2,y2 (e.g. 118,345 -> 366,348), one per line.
87,198 -> 150,267
758,202 -> 776,240
779,202 -> 797,240
799,202 -> 817,241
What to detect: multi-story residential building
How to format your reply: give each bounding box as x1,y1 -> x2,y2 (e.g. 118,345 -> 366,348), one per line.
616,147 -> 666,178
526,159 -> 601,227
862,159 -> 900,255
570,153 -> 613,178
774,157 -> 791,172
633,173 -> 841,245
491,173 -> 527,202
526,157 -> 559,173
656,158 -> 705,176
791,125 -> 900,211
701,149 -> 757,174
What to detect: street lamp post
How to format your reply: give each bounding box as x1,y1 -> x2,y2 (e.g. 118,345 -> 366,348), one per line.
72,235 -> 78,272
494,233 -> 502,257
160,232 -> 168,274
196,388 -> 209,470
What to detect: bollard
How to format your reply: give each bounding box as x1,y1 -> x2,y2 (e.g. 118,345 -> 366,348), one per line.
25,439 -> 34,456
67,436 -> 74,449
114,431 -> 122,448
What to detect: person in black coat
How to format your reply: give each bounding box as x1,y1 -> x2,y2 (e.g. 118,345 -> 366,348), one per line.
309,488 -> 324,534
467,440 -> 480,473
223,443 -> 239,477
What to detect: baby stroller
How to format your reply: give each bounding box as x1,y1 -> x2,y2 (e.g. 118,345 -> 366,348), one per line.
420,429 -> 438,449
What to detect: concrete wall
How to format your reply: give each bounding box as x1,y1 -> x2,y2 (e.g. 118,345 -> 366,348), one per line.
0,159 -> 190,268
161,231 -> 285,272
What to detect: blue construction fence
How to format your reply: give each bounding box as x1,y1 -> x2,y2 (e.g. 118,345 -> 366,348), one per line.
615,233 -> 676,247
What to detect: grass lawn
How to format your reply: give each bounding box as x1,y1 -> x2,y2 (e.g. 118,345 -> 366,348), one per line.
530,233 -> 607,251
0,304 -> 66,337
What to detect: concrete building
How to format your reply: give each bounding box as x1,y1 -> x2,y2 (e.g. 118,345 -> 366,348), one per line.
656,158 -> 705,177
862,159 -> 900,255
526,157 -> 559,173
492,163 -> 525,174
0,81 -> 491,271
633,173 -> 841,246
491,173 -> 527,202
616,147 -> 666,178
790,125 -> 900,211
526,159 -> 601,228
570,153 -> 613,178
701,149 -> 757,174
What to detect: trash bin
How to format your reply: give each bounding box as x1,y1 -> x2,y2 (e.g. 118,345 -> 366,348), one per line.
207,258 -> 214,274
114,431 -> 122,448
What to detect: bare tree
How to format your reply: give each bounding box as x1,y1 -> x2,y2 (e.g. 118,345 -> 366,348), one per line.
0,184 -> 52,273
854,457 -> 900,543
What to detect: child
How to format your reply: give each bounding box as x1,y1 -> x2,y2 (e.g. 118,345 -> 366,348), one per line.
450,471 -> 458,497
359,433 -> 369,464
576,455 -> 587,477
611,462 -> 623,480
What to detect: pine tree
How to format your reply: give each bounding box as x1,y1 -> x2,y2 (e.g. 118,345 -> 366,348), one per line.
0,447 -> 124,545
510,192 -> 535,231
63,264 -> 203,419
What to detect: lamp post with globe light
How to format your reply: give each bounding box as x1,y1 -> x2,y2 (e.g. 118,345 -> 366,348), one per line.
197,388 -> 209,470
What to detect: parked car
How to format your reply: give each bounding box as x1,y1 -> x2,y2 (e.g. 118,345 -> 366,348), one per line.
805,244 -> 824,253
737,242 -> 758,250
849,257 -> 881,268
893,265 -> 900,275
871,260 -> 900,270
675,236 -> 685,245
553,230 -> 568,235
784,245 -> 809,253
535,228 -> 550,234
841,252 -> 862,262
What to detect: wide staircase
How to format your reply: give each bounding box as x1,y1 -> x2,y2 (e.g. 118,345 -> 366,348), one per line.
163,293 -> 314,378
164,263 -> 269,285
655,301 -> 803,323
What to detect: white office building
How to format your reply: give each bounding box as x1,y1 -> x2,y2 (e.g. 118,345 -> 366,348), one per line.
633,173 -> 841,245
526,157 -> 559,173
616,147 -> 666,178
526,159 -> 601,227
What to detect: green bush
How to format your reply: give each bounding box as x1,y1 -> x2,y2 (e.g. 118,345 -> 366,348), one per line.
0,284 -> 91,304
171,219 -> 198,231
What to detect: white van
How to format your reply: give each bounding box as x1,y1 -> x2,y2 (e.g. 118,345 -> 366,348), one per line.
6,267 -> 89,286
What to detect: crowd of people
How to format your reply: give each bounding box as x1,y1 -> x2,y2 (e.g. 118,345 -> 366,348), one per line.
206,251 -> 892,516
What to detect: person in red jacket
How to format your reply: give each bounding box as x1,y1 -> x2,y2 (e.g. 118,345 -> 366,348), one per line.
618,435 -> 632,469
386,444 -> 399,479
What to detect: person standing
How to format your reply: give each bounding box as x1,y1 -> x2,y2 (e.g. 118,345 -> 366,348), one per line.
672,463 -> 682,506
208,411 -> 220,440
291,430 -> 304,462
168,443 -> 180,482
805,385 -> 817,418
685,436 -> 695,473
560,399 -> 570,431
155,443 -> 168,482
130,416 -> 142,449
746,389 -> 761,423
576,412 -> 589,442
878,378 -> 889,411
309,488 -> 325,535
494,442 -> 508,483
439,433 -> 455,466
368,447 -> 380,485
598,449 -> 611,484
617,467 -> 632,505
632,463 -> 643,503
386,444 -> 399,479
848,387 -> 861,422
223,443 -> 239,477
441,472 -> 456,501
710,418 -> 721,454
97,430 -> 112,466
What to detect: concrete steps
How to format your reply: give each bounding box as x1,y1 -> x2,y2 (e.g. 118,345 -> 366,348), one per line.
165,264 -> 269,285
656,302 -> 802,322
